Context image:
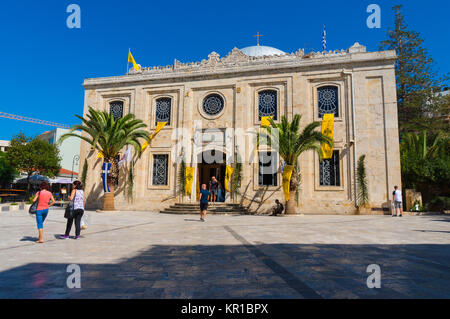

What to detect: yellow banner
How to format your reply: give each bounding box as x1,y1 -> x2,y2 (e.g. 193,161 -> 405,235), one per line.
225,165 -> 234,192
150,122 -> 167,140
142,122 -> 167,151
321,113 -> 334,159
282,165 -> 294,202
128,50 -> 140,71
185,167 -> 195,196
260,116 -> 273,128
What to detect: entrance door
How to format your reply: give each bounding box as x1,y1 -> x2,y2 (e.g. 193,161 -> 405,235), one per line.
197,150 -> 226,202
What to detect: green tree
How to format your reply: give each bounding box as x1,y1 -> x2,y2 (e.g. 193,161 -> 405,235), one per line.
177,156 -> 186,200
258,115 -> 332,214
80,158 -> 88,187
380,5 -> 449,135
231,152 -> 242,203
356,155 -> 369,208
400,130 -> 450,206
0,151 -> 17,187
60,107 -> 150,211
5,133 -> 61,193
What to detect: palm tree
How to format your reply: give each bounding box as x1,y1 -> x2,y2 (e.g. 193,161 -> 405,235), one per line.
258,115 -> 333,214
400,130 -> 449,189
59,106 -> 150,211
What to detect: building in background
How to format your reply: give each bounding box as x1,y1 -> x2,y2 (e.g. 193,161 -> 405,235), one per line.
38,128 -> 81,180
0,140 -> 10,152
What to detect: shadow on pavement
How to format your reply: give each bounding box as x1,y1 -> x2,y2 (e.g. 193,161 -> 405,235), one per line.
0,243 -> 449,299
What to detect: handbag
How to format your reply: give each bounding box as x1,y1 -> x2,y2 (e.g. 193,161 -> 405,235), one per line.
29,191 -> 40,214
64,191 -> 76,219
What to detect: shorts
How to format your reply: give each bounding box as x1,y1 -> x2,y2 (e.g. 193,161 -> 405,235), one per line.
210,189 -> 217,196
200,202 -> 208,211
394,201 -> 402,209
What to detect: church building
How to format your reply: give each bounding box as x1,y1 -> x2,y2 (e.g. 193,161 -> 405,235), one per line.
81,41 -> 401,214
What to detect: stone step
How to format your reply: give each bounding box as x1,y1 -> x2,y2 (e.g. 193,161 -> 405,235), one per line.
160,209 -> 252,215
164,205 -> 247,210
160,203 -> 250,215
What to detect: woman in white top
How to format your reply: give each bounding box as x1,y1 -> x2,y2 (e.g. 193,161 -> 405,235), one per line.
60,180 -> 85,239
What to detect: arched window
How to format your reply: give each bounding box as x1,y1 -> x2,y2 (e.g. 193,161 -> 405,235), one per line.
258,90 -> 278,120
155,98 -> 171,125
109,101 -> 124,120
318,86 -> 339,118
202,94 -> 224,116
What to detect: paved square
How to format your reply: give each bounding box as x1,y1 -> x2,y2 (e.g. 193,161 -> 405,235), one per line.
0,208 -> 449,298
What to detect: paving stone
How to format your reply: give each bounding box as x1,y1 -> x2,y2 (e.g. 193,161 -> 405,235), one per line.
0,208 -> 449,298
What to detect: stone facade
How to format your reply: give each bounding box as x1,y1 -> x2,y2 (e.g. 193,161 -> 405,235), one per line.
81,42 -> 401,214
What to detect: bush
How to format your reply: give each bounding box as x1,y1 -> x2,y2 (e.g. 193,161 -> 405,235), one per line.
425,196 -> 450,212
27,196 -> 34,204
410,200 -> 425,212
10,202 -> 18,206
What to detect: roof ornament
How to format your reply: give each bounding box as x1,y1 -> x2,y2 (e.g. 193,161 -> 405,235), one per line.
253,31 -> 263,46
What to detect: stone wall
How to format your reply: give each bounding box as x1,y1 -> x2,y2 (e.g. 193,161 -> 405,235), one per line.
80,44 -> 401,214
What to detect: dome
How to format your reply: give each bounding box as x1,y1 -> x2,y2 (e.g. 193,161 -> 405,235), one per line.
240,45 -> 286,57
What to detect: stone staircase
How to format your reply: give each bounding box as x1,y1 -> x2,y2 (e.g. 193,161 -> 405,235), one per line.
160,203 -> 251,215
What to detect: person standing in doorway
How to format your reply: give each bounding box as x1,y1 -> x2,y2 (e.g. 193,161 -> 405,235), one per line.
392,185 -> 403,217
32,181 -> 56,243
199,184 -> 210,222
209,176 -> 218,204
60,181 -> 85,239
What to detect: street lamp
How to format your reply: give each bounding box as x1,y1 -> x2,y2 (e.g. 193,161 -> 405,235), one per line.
71,155 -> 80,181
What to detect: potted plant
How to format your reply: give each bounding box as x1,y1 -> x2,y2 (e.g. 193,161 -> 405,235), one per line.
356,155 -> 371,214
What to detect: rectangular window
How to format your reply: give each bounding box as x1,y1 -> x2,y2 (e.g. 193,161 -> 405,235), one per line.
258,151 -> 278,186
319,150 -> 340,186
152,154 -> 169,186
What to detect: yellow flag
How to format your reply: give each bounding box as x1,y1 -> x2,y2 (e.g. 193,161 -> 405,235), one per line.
141,141 -> 149,152
321,114 -> 334,159
141,122 -> 167,151
128,50 -> 140,71
224,165 -> 234,192
185,167 -> 195,196
282,165 -> 294,201
150,122 -> 167,140
260,116 -> 273,128
97,151 -> 103,159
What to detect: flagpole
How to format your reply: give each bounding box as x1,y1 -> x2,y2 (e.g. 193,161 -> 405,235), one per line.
127,48 -> 130,75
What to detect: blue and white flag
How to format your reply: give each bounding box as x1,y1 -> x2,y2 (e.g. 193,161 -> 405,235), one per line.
102,162 -> 111,193
281,159 -> 286,173
322,25 -> 327,51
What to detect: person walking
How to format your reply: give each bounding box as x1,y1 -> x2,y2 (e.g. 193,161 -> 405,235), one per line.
60,181 -> 85,239
32,181 -> 56,243
209,176 -> 218,204
199,184 -> 210,222
392,185 -> 403,217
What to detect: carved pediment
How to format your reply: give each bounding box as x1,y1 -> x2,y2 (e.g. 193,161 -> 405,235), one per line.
221,47 -> 250,64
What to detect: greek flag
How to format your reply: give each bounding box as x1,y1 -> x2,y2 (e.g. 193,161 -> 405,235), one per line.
102,162 -> 111,193
322,25 -> 326,51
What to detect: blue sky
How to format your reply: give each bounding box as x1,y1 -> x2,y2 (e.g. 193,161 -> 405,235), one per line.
0,0 -> 448,140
